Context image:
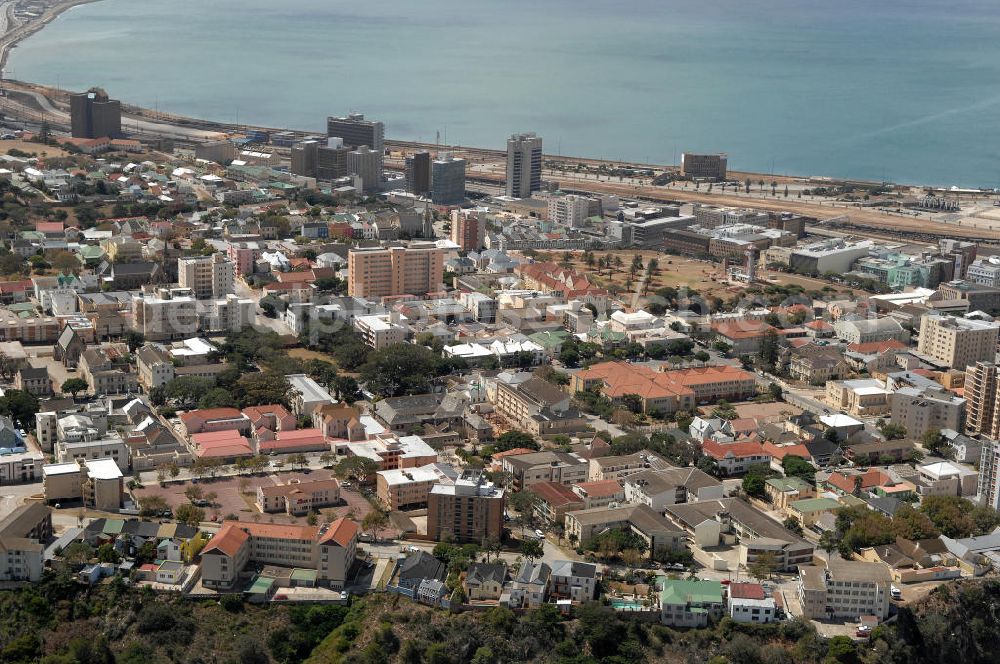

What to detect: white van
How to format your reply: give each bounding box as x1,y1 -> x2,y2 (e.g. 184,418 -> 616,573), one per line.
890,585 -> 902,600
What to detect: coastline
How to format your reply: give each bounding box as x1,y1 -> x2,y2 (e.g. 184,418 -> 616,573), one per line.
0,0 -> 106,73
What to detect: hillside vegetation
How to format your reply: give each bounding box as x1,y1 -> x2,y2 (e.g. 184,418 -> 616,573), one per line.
3,575 -> 1000,663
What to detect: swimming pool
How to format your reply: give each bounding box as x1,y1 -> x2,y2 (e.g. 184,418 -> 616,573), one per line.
611,600 -> 649,611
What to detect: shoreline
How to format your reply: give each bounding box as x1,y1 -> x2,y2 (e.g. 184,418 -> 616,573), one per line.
0,0 -> 106,73
0,0 -> 997,201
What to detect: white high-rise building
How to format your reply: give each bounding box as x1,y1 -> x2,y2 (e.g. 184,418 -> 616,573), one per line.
347,146 -> 381,194
506,132 -> 542,199
177,254 -> 235,300
548,194 -> 591,228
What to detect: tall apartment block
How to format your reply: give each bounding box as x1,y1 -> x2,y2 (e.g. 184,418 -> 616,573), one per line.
347,243 -> 444,298
178,254 -> 235,300
327,112 -> 384,177
317,138 -> 350,181
427,470 -> 504,544
405,151 -> 431,195
431,154 -> 466,205
347,146 -> 381,193
916,314 -> 999,369
505,132 -> 542,198
966,362 -> 1000,438
450,210 -> 485,252
680,153 -> 728,181
290,140 -> 319,178
70,89 -> 122,139
548,194 -> 591,228
978,439 -> 1000,509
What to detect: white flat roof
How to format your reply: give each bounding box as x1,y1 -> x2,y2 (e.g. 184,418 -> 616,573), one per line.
85,458 -> 123,480
43,462 -> 81,476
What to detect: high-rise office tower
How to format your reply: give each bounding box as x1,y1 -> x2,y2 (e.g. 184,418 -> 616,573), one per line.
70,88 -> 122,139
505,132 -> 542,198
317,137 -> 350,181
405,151 -> 431,195
346,146 -> 381,194
327,113 -> 384,178
431,154 -> 466,205
290,140 -> 319,177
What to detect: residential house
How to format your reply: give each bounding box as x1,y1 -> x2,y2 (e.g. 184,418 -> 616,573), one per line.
14,366 -> 51,396
728,582 -> 778,624
622,467 -> 725,511
549,560 -> 599,602
660,579 -> 725,627
506,561 -> 551,608
465,562 -> 507,601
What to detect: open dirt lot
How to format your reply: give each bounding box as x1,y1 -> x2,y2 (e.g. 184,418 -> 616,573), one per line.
733,401 -> 803,423
0,139 -> 69,158
546,250 -> 864,303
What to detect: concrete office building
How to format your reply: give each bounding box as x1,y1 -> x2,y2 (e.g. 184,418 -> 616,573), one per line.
966,258 -> 1000,288
70,88 -> 122,139
405,151 -> 431,195
317,138 -> 350,181
506,132 -> 543,198
347,146 -> 381,193
426,470 -> 504,544
195,140 -> 238,165
347,244 -> 444,298
680,153 -> 727,180
789,239 -> 874,276
548,194 -> 591,228
178,254 -> 235,300
290,140 -> 319,177
327,113 -> 384,175
133,288 -> 199,341
431,154 -> 466,205
450,210 -> 486,252
890,386 -> 965,438
917,314 -> 999,369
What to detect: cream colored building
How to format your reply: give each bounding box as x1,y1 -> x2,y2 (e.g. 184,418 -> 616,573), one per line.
354,314 -> 408,349
825,379 -> 891,417
178,253 -> 235,300
347,243 -> 444,298
917,314 -> 999,369
133,288 -> 199,341
42,458 -> 123,512
376,463 -> 458,510
798,558 -> 892,620
0,501 -> 52,582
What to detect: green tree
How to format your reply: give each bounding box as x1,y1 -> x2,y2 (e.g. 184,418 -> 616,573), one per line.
493,430 -> 539,453
359,343 -> 457,398
0,389 -> 39,425
175,503 -> 206,527
334,456 -> 380,485
61,377 -> 89,398
520,538 -> 544,564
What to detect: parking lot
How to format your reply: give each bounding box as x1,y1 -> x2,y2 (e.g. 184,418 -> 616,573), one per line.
131,470 -> 393,531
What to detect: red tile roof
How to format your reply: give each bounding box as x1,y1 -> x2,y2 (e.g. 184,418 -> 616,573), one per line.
826,469 -> 891,494
846,339 -> 907,354
573,479 -> 623,499
531,481 -> 585,509
712,320 -> 775,340
701,439 -> 769,460
729,582 -> 767,600
202,522 -> 250,557
319,517 -> 359,548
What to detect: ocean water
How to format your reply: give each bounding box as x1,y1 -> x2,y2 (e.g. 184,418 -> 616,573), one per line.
8,0 -> 1000,186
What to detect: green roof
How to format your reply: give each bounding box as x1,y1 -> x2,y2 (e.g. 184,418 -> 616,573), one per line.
291,569 -> 317,582
79,246 -> 106,258
249,576 -> 275,594
839,494 -> 868,507
19,231 -> 44,240
766,476 -> 812,492
529,330 -> 569,350
103,519 -> 125,535
789,497 -> 843,513
659,578 -> 723,606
